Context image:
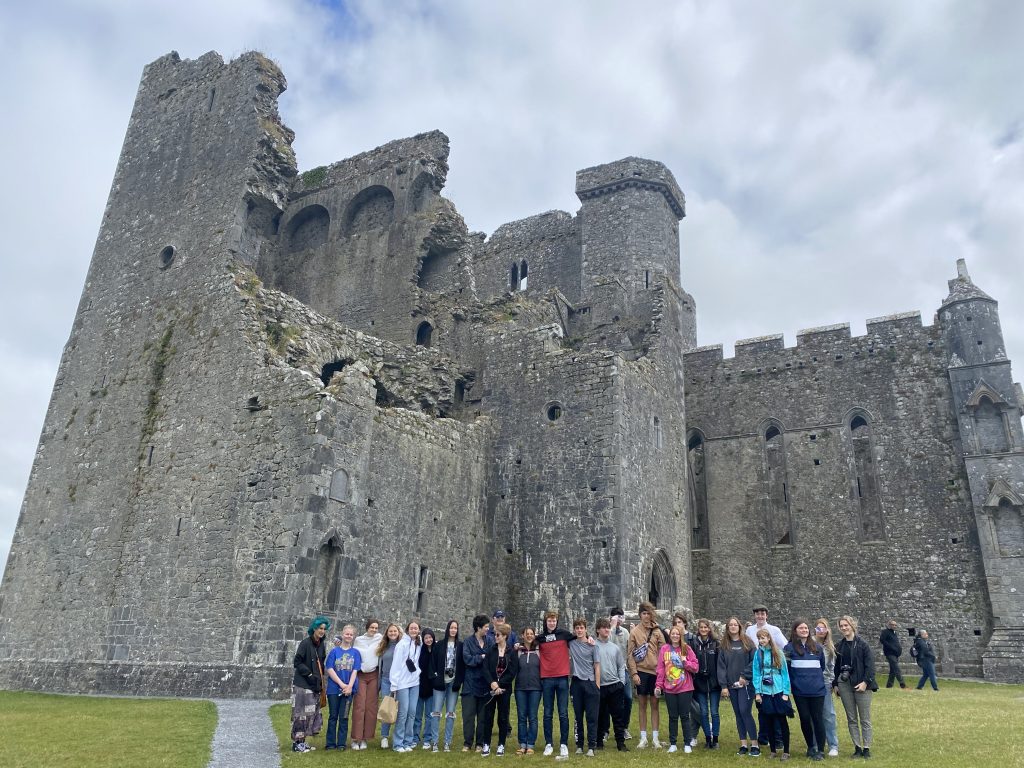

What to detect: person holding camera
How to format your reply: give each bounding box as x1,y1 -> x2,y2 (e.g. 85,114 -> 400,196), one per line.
753,628 -> 792,760
784,620 -> 827,761
718,616 -> 758,756
833,616 -> 877,759
389,619 -> 424,752
429,620 -> 463,752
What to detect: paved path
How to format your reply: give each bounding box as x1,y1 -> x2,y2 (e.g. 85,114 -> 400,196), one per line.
208,699 -> 281,768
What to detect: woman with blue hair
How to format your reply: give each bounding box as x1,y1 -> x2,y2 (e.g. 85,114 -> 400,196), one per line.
292,616 -> 330,753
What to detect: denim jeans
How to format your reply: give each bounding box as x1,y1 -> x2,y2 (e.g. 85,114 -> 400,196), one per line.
413,693 -> 437,745
822,688 -> 839,749
326,693 -> 353,749
694,687 -> 721,740
515,688 -> 541,748
393,685 -> 418,749
379,677 -> 393,739
542,676 -> 570,746
431,683 -> 459,747
916,660 -> 939,691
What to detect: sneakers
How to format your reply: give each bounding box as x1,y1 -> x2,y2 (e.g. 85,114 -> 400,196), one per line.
586,749 -> 595,757
667,745 -> 678,754
433,744 -> 439,752
482,744 -> 491,757
780,753 -> 790,761
292,741 -> 313,753
827,747 -> 839,757
444,744 -> 451,753
463,746 -> 471,752
637,734 -> 649,749
617,744 -> 629,752
652,734 -> 662,749
811,752 -> 824,761
497,745 -> 505,756
559,744 -> 570,760
575,747 -> 584,755
861,748 -> 871,760
853,747 -> 863,758
690,738 -> 698,747
738,746 -> 749,756
543,744 -> 554,756
423,742 -> 433,750
381,737 -> 389,749
750,746 -> 761,757
684,744 -> 692,754
624,730 -> 632,740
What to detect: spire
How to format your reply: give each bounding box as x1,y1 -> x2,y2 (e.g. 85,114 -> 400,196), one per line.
942,258 -> 995,308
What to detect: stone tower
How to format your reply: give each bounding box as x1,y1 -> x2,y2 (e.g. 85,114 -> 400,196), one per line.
939,259 -> 1024,680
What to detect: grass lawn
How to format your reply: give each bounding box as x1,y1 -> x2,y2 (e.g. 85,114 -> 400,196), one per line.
0,691 -> 217,768
271,679 -> 1024,766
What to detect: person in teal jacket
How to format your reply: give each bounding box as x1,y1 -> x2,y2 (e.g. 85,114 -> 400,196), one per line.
753,628 -> 792,759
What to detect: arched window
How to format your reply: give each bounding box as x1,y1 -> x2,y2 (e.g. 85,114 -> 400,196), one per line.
994,498 -> 1024,557
688,432 -> 710,550
343,185 -> 395,236
286,204 -> 330,251
648,549 -> 677,608
415,321 -> 433,348
849,413 -> 885,541
314,533 -> 343,612
975,396 -> 1010,453
764,424 -> 792,546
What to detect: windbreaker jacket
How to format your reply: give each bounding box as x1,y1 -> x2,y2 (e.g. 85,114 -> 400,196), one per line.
784,641 -> 827,697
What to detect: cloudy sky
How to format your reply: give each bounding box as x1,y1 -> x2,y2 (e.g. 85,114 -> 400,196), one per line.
1,0 -> 1021,572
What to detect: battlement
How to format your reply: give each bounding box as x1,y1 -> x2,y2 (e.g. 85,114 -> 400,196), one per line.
488,209 -> 576,244
575,157 -> 685,219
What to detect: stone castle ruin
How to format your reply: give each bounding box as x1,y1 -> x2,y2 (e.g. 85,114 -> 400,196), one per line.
0,51 -> 1021,696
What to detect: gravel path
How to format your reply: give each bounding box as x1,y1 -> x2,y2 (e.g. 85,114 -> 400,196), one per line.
208,699 -> 281,768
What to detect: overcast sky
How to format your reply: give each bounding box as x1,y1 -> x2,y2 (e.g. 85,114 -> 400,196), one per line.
1,1 -> 1021,573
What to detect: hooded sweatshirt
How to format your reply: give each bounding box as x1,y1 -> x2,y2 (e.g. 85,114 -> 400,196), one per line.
537,624 -> 575,678
655,642 -> 699,694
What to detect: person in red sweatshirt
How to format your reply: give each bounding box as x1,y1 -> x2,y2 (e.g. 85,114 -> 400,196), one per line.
536,611 -> 574,759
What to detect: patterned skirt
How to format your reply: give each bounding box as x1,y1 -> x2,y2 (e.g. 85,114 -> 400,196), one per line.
291,685 -> 323,741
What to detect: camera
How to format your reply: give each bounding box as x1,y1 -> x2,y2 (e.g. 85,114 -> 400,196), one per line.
761,675 -> 774,687
445,667 -> 455,678
839,665 -> 852,683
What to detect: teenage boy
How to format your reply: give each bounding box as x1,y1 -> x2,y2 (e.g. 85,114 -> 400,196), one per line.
626,601 -> 666,749
609,608 -> 633,740
462,614 -> 494,751
745,604 -> 787,746
595,617 -> 629,752
537,611 -> 574,759
569,618 -> 601,757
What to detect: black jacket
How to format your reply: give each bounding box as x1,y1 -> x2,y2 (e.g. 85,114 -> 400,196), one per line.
692,635 -> 721,692
429,638 -> 464,692
419,642 -> 439,698
484,644 -> 520,691
834,635 -> 877,692
912,637 -> 936,664
879,628 -> 902,657
293,635 -> 327,692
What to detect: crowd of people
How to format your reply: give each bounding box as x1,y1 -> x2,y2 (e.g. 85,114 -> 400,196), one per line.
290,602 -> 938,759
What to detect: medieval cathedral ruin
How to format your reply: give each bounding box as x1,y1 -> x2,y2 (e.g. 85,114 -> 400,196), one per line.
0,51 -> 1021,696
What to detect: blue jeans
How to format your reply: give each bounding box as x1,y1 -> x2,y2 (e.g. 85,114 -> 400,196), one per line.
916,660 -> 939,690
379,677 -> 393,738
623,675 -> 633,727
413,694 -> 436,745
542,676 -> 570,746
823,688 -> 838,749
394,685 -> 418,749
515,688 -> 541,748
431,683 -> 459,747
326,693 -> 353,749
694,687 -> 721,741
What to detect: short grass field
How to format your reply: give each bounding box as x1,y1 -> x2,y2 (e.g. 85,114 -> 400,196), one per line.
271,679 -> 1024,766
0,691 -> 217,768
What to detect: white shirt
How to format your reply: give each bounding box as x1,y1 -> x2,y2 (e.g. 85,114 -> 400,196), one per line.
746,621 -> 788,649
354,632 -> 382,672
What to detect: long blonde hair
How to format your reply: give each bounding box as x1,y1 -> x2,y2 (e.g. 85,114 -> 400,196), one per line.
814,618 -> 835,656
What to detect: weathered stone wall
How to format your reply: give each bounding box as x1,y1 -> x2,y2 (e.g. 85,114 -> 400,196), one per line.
685,313 -> 994,676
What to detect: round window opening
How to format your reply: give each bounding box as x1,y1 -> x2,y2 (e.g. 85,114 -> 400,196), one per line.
546,402 -> 563,421
159,245 -> 176,270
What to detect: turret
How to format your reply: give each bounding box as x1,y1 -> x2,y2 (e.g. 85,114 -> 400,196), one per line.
939,258 -> 1006,368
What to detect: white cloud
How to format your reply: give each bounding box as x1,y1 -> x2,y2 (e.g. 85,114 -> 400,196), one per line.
1,0 -> 1022,573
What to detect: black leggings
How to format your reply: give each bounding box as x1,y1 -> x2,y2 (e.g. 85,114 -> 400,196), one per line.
793,694 -> 826,753
664,691 -> 695,746
762,711 -> 790,754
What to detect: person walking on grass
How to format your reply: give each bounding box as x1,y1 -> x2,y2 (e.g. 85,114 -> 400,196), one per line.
719,616 -> 758,757
912,629 -> 939,692
291,616 -> 329,753
351,618 -> 382,750
654,624 -> 699,754
626,601 -> 666,749
879,619 -> 906,689
833,616 -> 877,759
325,625 -> 361,751
814,618 -> 840,757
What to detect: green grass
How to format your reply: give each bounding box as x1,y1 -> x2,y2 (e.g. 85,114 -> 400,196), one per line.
272,679 -> 1024,766
0,691 -> 216,768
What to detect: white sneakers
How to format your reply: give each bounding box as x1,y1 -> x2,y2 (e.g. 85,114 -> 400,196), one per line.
381,737 -> 389,749
586,749 -> 595,757
557,744 -> 569,760
828,747 -> 839,757
543,744 -> 554,756
637,734 -> 649,749
652,734 -> 662,749
684,744 -> 693,754
667,745 -> 678,753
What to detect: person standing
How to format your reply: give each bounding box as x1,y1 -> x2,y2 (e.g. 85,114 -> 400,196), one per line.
814,618 -> 840,757
389,619 -> 423,753
912,630 -> 939,692
878,620 -> 906,689
430,620 -> 463,752
626,601 -> 666,749
745,604 -> 788,747
291,615 -> 329,753
833,616 -> 877,759
753,628 -> 792,760
482,623 -> 520,756
595,617 -> 629,752
413,627 -> 438,749
654,624 -> 699,754
486,609 -> 518,647
377,623 -> 403,749
692,617 -> 722,749
784,620 -> 827,761
569,618 -> 602,757
515,626 -> 542,755
462,614 -> 494,752
350,618 -> 382,750
324,625 -> 361,751
537,611 -> 575,759
608,608 -> 633,741
719,616 -> 758,757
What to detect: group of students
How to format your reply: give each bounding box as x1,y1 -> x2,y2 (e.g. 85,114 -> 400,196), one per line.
290,602 -> 892,760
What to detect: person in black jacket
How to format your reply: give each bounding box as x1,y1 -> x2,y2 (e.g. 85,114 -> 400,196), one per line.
430,620 -> 463,752
482,623 -> 520,756
692,618 -> 722,749
878,620 -> 906,689
413,628 -> 439,749
292,615 -> 330,753
833,616 -> 877,759
912,630 -> 939,691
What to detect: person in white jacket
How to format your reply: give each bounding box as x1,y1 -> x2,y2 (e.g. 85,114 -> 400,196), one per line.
389,620 -> 423,753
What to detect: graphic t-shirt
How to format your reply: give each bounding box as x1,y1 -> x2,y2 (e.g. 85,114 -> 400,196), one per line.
326,646 -> 362,696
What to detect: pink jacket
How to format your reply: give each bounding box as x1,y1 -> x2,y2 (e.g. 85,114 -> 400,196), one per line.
655,643 -> 699,694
